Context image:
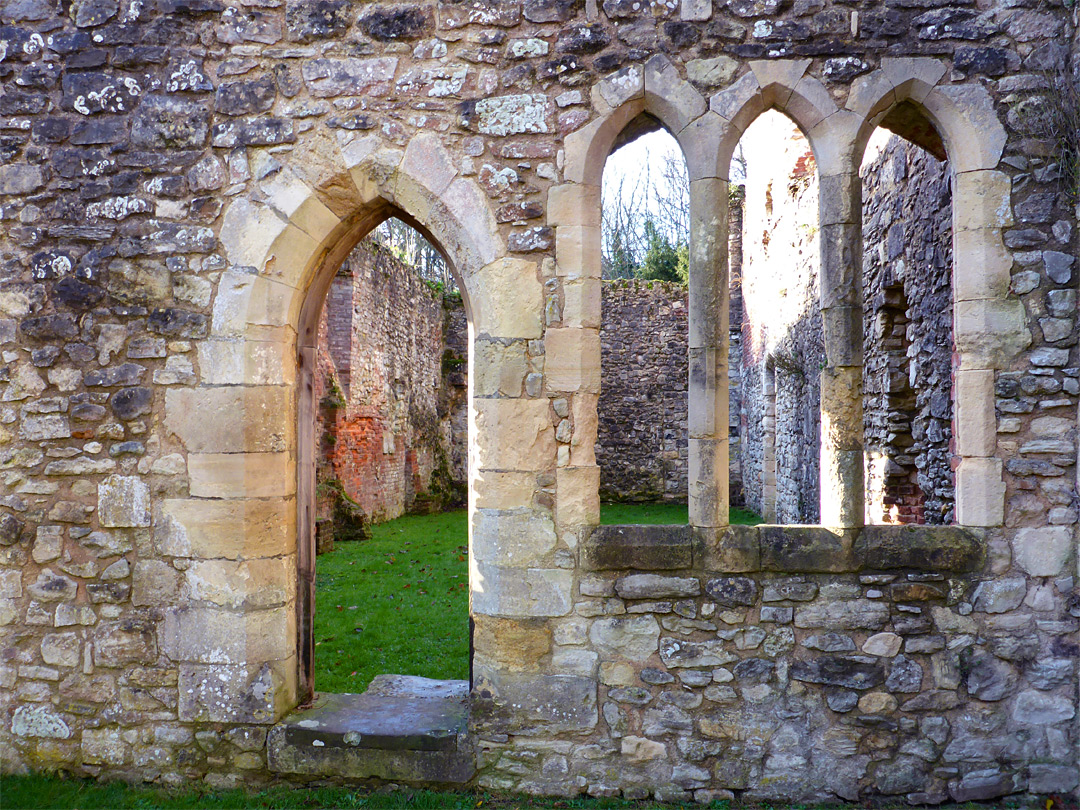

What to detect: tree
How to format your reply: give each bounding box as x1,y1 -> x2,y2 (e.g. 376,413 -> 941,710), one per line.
601,134 -> 691,282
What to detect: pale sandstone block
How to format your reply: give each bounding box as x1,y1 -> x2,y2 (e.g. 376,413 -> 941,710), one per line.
184,557 -> 294,610
161,605 -> 295,664
953,170 -> 1013,232
99,475 -> 151,528
246,276 -> 299,330
845,70 -> 896,120
1012,527 -> 1074,577
157,497 -> 295,560
471,258 -> 543,339
681,0 -> 711,21
679,111 -> 736,182
472,471 -> 539,511
822,306 -> 864,368
473,339 -> 528,398
788,74 -> 839,132
472,615 -> 552,672
197,337 -> 294,387
470,561 -> 572,617
440,176 -> 504,269
926,83 -> 1007,173
570,392 -> 599,467
347,147 -> 404,207
400,131 -> 459,198
188,453 -> 296,499
561,278 -> 601,329
689,437 -> 729,528
807,110 -> 861,178
819,222 -> 863,310
597,64 -> 644,110
555,224 -> 602,281
255,160 -> 341,243
547,183 -> 601,229
544,327 -> 601,393
880,57 -> 947,102
709,70 -> 761,129
688,347 -> 724,439
263,223 -> 321,291
688,177 -> 729,348
953,228 -> 1012,301
211,270 -> 257,339
179,659 -> 296,723
820,366 -> 864,447
644,54 -> 706,134
82,728 -> 127,765
556,466 -> 600,527
219,198 -> 288,270
954,370 -> 996,457
166,386 -> 292,454
955,457 -> 1005,528
474,398 -> 556,472
819,448 -> 865,528
954,299 -> 1032,371
818,173 -> 861,227
472,508 -> 557,567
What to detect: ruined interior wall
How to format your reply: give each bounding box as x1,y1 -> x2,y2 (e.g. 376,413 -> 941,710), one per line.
862,135 -> 954,526
739,117 -> 823,524
597,280 -> 688,503
316,242 -> 467,523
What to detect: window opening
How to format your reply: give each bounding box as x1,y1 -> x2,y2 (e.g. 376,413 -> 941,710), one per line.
735,111 -> 823,525
861,124 -> 955,525
596,122 -> 691,524
310,217 -> 470,695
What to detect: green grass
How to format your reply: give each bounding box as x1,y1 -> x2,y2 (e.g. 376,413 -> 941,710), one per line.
0,774 -> 1018,810
314,510 -> 470,694
314,504 -> 761,692
599,502 -> 762,526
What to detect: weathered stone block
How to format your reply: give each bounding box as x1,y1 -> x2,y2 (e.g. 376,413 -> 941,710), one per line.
93,618 -> 157,667
760,526 -> 857,572
180,660 -> 294,723
157,497 -> 295,560
188,453 -> 295,499
860,525 -> 984,572
582,525 -> 692,571
470,563 -> 572,618
98,475 -> 150,528
165,386 -> 293,454
615,574 -> 700,600
472,671 -> 596,735
1011,526 -> 1073,577
588,616 -> 660,662
472,508 -> 557,567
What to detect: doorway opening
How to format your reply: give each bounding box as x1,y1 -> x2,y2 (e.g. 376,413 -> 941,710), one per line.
300,215 -> 471,699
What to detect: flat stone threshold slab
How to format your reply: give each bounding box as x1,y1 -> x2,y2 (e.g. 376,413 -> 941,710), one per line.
268,675 -> 474,784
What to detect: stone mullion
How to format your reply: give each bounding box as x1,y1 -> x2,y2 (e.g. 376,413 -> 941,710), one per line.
687,178 -> 729,528
818,170 -> 865,528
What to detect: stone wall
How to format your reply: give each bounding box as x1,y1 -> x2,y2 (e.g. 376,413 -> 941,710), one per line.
862,135 -> 954,526
0,0 -> 1076,802
315,241 -> 467,524
598,279 -> 688,503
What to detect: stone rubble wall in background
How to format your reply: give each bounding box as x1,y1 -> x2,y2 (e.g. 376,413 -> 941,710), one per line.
862,136 -> 954,526
315,241 -> 467,524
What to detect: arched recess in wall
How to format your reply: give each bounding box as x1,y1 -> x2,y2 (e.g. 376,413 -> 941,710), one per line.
556,55 -> 732,530
206,131 -> 507,707
849,63 -> 1018,529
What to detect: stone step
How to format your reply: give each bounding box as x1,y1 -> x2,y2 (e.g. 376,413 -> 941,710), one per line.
267,675 -> 474,784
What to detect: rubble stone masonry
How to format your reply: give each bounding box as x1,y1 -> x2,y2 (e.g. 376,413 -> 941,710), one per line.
0,0 -> 1077,802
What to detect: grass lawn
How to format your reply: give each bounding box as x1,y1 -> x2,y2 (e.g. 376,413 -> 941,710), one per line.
314,510 -> 470,693
315,504 -> 761,692
599,502 -> 762,526
0,774 -> 1007,810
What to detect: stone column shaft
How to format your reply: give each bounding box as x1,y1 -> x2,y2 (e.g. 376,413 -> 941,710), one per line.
818,175 -> 864,527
